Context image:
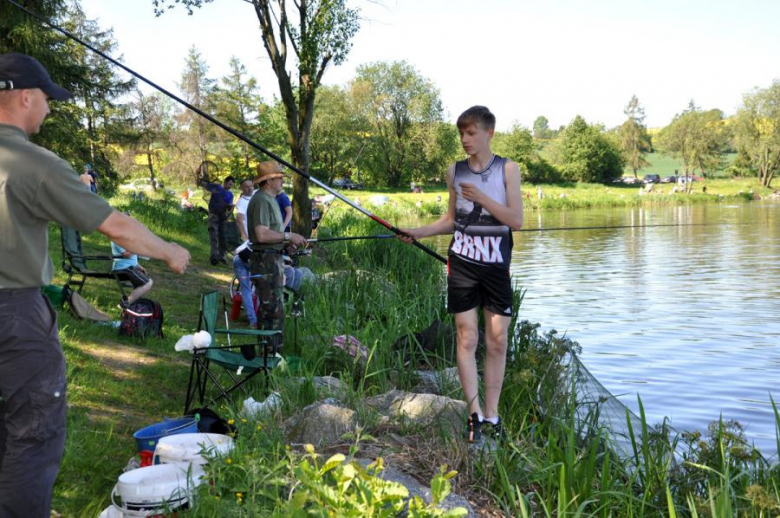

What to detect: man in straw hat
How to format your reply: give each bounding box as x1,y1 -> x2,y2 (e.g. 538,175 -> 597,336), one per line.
0,53 -> 191,517
246,161 -> 307,337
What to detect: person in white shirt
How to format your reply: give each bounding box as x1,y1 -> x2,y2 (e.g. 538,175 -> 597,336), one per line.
233,178 -> 258,327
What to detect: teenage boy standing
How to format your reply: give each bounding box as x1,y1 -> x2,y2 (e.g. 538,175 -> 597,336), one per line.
400,106 -> 523,442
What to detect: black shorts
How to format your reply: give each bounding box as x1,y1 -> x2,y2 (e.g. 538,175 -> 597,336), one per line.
114,266 -> 150,288
447,254 -> 513,316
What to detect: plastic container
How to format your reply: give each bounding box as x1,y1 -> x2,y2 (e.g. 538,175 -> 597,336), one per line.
133,417 -> 198,453
153,433 -> 234,467
109,463 -> 205,516
42,285 -> 65,308
243,392 -> 281,418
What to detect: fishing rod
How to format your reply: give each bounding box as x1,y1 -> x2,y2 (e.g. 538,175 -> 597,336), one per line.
6,0 -> 447,265
309,223 -> 707,244
308,234 -> 395,243
513,222 -> 712,233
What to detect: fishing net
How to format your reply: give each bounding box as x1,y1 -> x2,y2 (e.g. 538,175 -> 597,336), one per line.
543,344 -> 685,463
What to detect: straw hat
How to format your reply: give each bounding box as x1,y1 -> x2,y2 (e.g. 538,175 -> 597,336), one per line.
255,160 -> 285,184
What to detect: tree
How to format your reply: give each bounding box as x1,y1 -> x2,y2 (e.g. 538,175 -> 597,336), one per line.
533,116 -> 553,140
212,57 -> 264,175
618,95 -> 652,177
309,85 -> 359,185
128,89 -> 172,189
657,102 -> 730,192
494,125 -> 560,184
548,116 -> 625,183
350,61 -> 447,187
178,46 -> 215,166
734,81 -> 780,188
2,1 -> 133,186
154,0 -> 360,236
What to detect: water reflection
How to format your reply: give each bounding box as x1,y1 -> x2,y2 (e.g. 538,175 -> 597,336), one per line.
436,202 -> 780,453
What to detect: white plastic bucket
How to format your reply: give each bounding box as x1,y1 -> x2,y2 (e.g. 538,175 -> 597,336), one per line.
110,463 -> 205,517
153,432 -> 234,467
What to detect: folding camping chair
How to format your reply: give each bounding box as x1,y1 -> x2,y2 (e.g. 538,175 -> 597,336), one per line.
60,226 -> 130,296
183,291 -> 283,414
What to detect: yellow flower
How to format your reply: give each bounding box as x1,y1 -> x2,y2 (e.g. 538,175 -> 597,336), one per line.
241,418 -> 247,423
228,419 -> 235,425
236,492 -> 243,498
256,424 -> 262,431
226,458 -> 233,464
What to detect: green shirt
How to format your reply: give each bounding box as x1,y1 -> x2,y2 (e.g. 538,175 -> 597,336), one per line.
0,123 -> 114,288
246,190 -> 284,251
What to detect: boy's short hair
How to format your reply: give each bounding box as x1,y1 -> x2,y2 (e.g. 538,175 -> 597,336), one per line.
457,106 -> 496,131
224,175 -> 235,184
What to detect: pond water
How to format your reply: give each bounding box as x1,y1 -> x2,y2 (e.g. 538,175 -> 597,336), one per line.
432,202 -> 780,453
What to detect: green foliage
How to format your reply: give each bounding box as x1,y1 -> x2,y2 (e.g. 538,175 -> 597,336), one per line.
310,84 -> 362,184
351,61 -> 451,187
547,116 -> 625,183
656,103 -> 731,185
734,80 -> 780,188
533,115 -> 555,140
618,95 -> 652,176
1,1 -> 133,188
193,436 -> 466,516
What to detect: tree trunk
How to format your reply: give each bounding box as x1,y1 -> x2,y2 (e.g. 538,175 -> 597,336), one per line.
146,147 -> 157,192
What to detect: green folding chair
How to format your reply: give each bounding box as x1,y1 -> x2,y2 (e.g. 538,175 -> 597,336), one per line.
60,226 -> 130,296
184,291 -> 283,413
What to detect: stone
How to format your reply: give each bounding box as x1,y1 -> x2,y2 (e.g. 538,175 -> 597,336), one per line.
285,398 -> 358,448
364,390 -> 467,432
412,367 -> 459,395
288,375 -> 346,396
355,458 -> 475,516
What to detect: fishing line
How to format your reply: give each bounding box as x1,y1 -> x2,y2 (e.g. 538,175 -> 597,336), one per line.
6,0 -> 447,265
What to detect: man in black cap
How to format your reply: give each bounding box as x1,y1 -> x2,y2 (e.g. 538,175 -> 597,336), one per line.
0,53 -> 192,517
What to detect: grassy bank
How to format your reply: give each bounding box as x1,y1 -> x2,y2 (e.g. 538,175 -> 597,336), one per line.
47,192 -> 780,516
304,177 -> 773,218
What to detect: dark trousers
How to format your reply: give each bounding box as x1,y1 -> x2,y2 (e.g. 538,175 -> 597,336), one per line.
0,289 -> 67,518
207,211 -> 228,260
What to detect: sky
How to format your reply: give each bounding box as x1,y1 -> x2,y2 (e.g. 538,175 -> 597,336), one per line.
78,0 -> 780,131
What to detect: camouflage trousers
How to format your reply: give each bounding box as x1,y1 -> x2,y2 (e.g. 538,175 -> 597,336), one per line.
250,251 -> 285,336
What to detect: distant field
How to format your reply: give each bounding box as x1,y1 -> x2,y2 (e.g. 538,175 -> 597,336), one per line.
624,152 -> 737,177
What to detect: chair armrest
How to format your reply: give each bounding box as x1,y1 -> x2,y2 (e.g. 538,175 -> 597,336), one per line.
214,328 -> 281,337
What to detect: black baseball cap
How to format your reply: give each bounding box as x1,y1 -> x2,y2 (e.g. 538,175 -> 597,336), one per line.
0,53 -> 72,101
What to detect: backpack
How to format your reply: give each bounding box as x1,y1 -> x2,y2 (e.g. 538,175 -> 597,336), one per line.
119,298 -> 164,339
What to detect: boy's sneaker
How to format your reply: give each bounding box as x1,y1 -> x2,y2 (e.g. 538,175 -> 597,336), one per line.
466,412 -> 482,444
483,417 -> 506,442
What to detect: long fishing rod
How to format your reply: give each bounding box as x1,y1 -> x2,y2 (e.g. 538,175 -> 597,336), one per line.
310,223 -> 708,243
514,222 -> 712,233
308,234 -> 395,243
6,0 -> 447,265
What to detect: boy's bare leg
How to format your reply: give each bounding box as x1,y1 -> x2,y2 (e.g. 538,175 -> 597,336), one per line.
455,309 -> 481,415
128,279 -> 153,304
483,309 -> 510,419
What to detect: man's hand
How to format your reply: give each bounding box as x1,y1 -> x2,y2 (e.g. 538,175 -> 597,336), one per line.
459,182 -> 486,205
289,233 -> 307,248
78,173 -> 92,188
165,242 -> 191,274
